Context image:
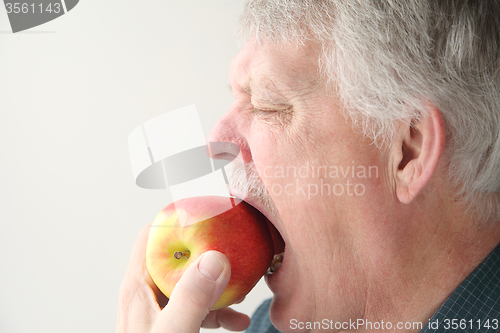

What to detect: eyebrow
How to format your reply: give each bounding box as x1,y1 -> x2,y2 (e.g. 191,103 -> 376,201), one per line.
230,70 -> 293,99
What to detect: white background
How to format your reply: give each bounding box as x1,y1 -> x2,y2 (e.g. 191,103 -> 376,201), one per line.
0,1 -> 272,332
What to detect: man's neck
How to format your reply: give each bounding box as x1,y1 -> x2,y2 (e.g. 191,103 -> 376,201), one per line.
359,198 -> 500,332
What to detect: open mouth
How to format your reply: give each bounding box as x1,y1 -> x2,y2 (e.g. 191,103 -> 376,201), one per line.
265,219 -> 286,274
229,190 -> 286,274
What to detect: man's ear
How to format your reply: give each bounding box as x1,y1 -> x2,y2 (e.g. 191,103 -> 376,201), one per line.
394,105 -> 445,204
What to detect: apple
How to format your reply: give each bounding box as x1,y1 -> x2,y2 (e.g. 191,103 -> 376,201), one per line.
146,196 -> 275,310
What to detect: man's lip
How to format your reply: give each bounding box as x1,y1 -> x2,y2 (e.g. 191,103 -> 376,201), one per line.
229,189 -> 274,222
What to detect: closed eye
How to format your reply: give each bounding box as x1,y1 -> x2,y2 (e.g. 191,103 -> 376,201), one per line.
252,106 -> 293,126
252,106 -> 293,114
253,107 -> 278,113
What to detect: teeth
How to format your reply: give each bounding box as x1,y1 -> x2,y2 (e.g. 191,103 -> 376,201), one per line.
270,261 -> 281,272
268,252 -> 284,274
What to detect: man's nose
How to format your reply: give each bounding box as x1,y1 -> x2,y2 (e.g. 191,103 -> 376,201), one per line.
206,110 -> 252,164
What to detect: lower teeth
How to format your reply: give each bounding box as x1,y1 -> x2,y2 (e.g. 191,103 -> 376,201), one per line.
268,252 -> 284,274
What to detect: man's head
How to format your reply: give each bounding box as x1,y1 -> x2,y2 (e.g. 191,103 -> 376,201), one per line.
208,1 -> 500,331
237,0 -> 500,221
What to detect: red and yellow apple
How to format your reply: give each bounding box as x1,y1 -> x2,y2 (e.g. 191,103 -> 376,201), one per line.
146,196 -> 274,309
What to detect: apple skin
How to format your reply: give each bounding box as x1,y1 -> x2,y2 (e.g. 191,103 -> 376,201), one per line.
146,196 -> 274,310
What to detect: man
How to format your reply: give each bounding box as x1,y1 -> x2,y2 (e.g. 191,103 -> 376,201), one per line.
116,1 -> 500,332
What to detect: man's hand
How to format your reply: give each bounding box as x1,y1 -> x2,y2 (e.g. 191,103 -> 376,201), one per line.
116,224 -> 251,333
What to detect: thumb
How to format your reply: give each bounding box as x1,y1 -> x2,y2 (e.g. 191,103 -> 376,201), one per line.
152,251 -> 231,333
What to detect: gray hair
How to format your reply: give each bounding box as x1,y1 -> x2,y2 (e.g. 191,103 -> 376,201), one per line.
239,0 -> 500,223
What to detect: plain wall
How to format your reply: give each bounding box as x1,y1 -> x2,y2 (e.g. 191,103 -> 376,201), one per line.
0,1 -> 272,332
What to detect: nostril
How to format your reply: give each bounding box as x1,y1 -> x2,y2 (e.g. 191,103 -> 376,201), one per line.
208,142 -> 241,161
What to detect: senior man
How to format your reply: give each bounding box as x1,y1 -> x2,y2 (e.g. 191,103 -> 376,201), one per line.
117,1 -> 500,332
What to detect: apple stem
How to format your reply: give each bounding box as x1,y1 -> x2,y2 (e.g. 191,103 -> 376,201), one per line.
174,251 -> 190,259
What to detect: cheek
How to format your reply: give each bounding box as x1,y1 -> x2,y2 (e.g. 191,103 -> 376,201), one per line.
253,138 -> 307,202
251,122 -> 302,176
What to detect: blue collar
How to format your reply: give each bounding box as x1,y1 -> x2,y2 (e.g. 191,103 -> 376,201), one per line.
420,243 -> 500,332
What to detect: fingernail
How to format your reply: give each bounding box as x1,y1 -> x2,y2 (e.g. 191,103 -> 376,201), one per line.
199,252 -> 225,281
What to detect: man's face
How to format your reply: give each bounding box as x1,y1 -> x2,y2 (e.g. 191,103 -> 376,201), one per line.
208,40 -> 394,331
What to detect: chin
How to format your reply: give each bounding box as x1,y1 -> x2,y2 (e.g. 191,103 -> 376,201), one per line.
269,296 -> 315,333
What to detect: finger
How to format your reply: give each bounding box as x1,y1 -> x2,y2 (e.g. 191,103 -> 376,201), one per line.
126,223 -> 155,285
117,224 -> 163,333
123,223 -> 166,306
152,251 -> 231,333
201,307 -> 251,331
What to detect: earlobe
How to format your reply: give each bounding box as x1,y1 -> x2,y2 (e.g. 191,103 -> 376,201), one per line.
395,105 -> 445,204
